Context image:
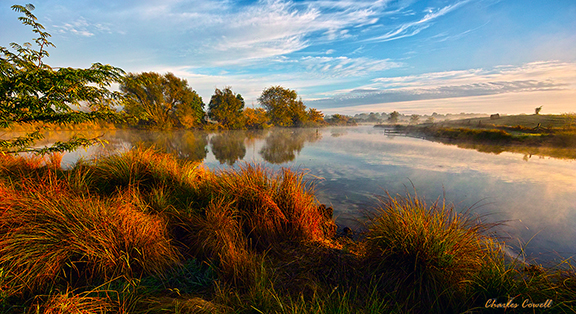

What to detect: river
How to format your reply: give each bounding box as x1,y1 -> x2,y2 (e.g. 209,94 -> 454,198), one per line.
51,125 -> 576,264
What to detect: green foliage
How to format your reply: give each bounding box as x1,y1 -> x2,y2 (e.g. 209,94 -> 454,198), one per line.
388,111 -> 400,123
325,114 -> 356,126
0,5 -> 125,154
121,72 -> 205,129
307,108 -> 325,126
208,87 -> 246,129
409,114 -> 420,125
258,86 -> 310,127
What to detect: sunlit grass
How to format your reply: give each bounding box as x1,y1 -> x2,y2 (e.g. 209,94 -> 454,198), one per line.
0,172 -> 181,296
363,193 -> 500,312
1,147 -> 575,313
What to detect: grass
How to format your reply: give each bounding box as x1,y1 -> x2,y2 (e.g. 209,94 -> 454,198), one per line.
1,148 -> 575,313
363,194 -> 499,312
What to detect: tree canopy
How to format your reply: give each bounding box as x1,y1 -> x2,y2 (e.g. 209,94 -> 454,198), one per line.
208,87 -> 245,129
258,86 -> 309,127
1,4 -> 124,154
388,111 -> 400,123
121,72 -> 205,129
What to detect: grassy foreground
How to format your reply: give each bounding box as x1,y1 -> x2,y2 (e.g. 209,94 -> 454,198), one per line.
1,148 -> 575,313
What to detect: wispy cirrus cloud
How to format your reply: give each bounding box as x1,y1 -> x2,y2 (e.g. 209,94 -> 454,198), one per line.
365,0 -> 471,42
298,55 -> 402,78
53,17 -> 95,37
103,0 -> 392,66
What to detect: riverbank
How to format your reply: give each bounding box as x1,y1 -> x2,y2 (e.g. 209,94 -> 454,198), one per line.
1,148 -> 575,313
375,114 -> 576,159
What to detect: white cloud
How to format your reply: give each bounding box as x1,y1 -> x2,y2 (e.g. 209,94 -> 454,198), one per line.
54,17 -> 95,37
365,0 -> 471,42
299,55 -> 402,77
307,60 -> 576,112
108,0 -> 392,66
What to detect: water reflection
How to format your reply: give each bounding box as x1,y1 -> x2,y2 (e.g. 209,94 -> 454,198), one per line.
260,128 -> 322,164
427,137 -> 576,160
210,131 -> 246,165
121,130 -> 209,161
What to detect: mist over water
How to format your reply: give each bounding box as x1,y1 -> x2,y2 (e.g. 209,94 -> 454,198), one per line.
53,126 -> 576,263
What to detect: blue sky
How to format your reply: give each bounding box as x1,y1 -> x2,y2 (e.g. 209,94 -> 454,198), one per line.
2,0 -> 575,115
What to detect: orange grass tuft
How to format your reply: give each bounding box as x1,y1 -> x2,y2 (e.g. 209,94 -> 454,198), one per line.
363,193 -> 499,311
206,164 -> 334,251
0,172 -> 181,295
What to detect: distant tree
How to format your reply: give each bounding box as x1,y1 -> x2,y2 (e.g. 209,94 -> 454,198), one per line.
258,86 -> 308,127
307,108 -> 325,125
410,114 -> 420,125
367,112 -> 380,122
388,111 -> 400,123
1,4 -> 124,154
121,72 -> 204,129
426,116 -> 435,124
208,87 -> 245,129
326,114 -> 356,126
535,106 -> 542,115
244,107 -> 269,129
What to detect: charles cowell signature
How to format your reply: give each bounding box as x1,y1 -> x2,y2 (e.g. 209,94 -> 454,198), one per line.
485,298 -> 553,309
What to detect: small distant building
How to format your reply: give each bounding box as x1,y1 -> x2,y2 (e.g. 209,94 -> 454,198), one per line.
490,113 -> 500,120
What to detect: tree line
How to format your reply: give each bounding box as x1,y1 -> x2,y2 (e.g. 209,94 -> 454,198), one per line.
121,73 -> 326,131
1,4 -> 326,154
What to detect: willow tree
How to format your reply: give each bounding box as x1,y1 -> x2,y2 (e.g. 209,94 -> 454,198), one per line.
121,72 -> 205,129
1,4 -> 125,154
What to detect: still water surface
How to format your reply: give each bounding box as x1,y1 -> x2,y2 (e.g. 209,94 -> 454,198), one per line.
58,126 -> 576,263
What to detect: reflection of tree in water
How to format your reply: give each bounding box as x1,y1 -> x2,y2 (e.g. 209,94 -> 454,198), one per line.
129,130 -> 208,162
260,128 -> 322,164
210,131 -> 247,165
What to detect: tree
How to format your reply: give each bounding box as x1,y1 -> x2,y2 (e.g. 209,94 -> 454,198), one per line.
1,4 -> 124,154
409,114 -> 420,125
388,111 -> 400,123
258,86 -> 307,127
121,72 -> 204,129
535,106 -> 542,115
208,87 -> 245,129
244,107 -> 269,129
326,114 -> 356,126
307,108 -> 325,125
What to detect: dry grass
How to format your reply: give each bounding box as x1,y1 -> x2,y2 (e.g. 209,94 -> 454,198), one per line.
206,164 -> 334,250
0,170 -> 181,296
29,288 -> 118,314
2,148 -> 575,313
363,193 -> 499,312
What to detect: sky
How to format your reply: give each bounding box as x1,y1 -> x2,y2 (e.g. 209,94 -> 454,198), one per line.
1,0 -> 575,115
